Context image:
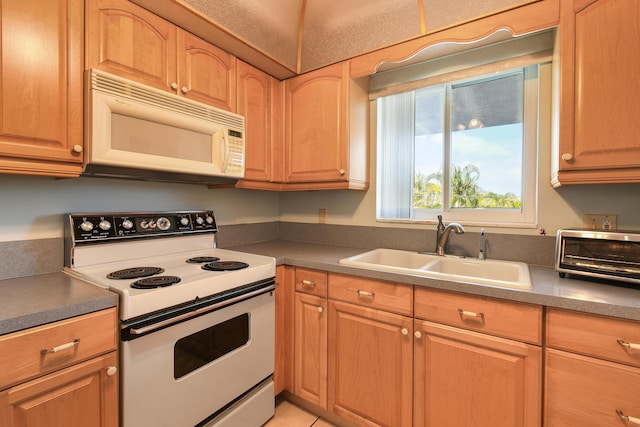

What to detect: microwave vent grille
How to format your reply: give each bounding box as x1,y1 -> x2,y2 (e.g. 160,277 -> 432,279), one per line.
90,70 -> 244,130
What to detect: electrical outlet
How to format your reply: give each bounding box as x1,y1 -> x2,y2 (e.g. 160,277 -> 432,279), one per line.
583,214 -> 617,231
318,208 -> 327,224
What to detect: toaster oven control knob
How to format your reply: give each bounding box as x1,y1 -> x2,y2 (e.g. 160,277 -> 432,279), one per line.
122,219 -> 134,230
98,220 -> 112,231
157,217 -> 171,230
80,220 -> 94,232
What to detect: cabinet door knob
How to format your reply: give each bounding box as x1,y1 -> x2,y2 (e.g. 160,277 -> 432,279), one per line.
401,328 -> 409,336
72,144 -> 83,153
181,86 -> 188,94
339,169 -> 346,176
106,366 -> 118,377
171,82 -> 178,90
317,306 -> 324,313
414,331 -> 422,339
561,153 -> 574,162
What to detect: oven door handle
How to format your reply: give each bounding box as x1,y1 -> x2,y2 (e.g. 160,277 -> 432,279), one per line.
128,283 -> 276,336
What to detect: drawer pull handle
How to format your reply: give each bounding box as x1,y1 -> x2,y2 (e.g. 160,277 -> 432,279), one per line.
458,309 -> 484,320
617,338 -> 640,350
301,280 -> 317,287
357,289 -> 375,298
41,338 -> 80,354
617,409 -> 640,425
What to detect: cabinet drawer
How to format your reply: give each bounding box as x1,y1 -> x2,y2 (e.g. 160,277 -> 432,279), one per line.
547,308 -> 640,367
328,273 -> 412,316
545,348 -> 640,427
295,268 -> 328,297
0,308 -> 117,390
414,287 -> 542,344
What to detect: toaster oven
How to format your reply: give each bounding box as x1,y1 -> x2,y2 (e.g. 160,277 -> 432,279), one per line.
555,229 -> 640,285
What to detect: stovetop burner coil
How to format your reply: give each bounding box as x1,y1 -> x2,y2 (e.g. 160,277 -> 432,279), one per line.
131,276 -> 181,289
186,256 -> 220,264
107,267 -> 165,280
201,261 -> 249,271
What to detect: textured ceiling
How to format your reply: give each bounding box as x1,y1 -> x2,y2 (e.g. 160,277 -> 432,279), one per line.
132,0 -> 531,78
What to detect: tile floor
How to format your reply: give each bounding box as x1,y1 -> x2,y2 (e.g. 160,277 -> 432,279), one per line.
263,399 -> 336,427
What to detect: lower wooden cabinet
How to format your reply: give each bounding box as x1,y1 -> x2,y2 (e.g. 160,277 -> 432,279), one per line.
294,291 -> 328,409
414,320 -> 542,427
545,348 -> 640,426
328,300 -> 412,427
0,352 -> 118,427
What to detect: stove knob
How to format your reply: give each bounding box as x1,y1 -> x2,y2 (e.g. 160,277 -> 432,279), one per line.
195,216 -> 204,225
148,220 -> 157,229
99,220 -> 112,231
157,217 -> 171,230
80,220 -> 94,232
140,220 -> 149,229
180,217 -> 190,226
206,215 -> 214,224
122,219 -> 134,230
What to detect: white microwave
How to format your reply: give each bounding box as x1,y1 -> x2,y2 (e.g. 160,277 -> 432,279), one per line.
84,69 -> 245,184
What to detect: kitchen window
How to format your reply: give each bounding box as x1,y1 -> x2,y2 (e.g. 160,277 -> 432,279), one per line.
373,31 -> 553,227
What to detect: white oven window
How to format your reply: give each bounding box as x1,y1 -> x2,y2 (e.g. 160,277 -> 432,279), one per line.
111,113 -> 213,162
174,313 -> 249,379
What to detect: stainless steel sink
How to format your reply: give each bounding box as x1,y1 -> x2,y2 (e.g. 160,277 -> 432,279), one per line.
339,248 -> 532,290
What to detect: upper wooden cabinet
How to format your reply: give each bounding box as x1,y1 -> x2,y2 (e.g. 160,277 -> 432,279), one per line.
0,0 -> 84,177
86,0 -> 236,111
235,61 -> 281,184
552,0 -> 640,186
284,62 -> 369,190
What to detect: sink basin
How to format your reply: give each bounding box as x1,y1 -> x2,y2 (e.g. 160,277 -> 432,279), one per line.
339,248 -> 439,273
339,248 -> 532,290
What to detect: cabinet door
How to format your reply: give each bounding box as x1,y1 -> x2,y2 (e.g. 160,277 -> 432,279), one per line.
274,265 -> 294,395
178,30 -> 236,111
414,320 -> 541,427
554,0 -> 640,185
0,0 -> 83,175
285,62 -> 349,183
545,348 -> 640,427
294,292 -> 327,408
237,60 -> 274,182
0,352 -> 118,427
86,0 -> 177,92
328,300 -> 413,427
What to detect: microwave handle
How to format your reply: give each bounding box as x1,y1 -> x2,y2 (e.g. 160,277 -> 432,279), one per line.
221,127 -> 230,173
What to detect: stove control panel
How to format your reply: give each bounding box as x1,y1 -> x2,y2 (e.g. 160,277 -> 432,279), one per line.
67,211 -> 217,243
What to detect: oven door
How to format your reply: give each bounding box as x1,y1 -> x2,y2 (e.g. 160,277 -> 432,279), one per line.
120,288 -> 275,427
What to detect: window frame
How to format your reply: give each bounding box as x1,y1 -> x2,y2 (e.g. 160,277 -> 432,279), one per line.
375,64 -> 542,228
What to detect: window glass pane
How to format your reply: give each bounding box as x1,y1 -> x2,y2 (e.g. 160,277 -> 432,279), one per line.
449,73 -> 524,209
414,86 -> 445,211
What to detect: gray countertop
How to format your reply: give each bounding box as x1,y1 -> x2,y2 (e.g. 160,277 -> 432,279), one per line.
0,272 -> 118,335
2,239 -> 639,336
229,240 -> 640,321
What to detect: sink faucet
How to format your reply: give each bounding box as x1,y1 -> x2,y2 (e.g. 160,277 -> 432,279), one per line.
435,215 -> 465,256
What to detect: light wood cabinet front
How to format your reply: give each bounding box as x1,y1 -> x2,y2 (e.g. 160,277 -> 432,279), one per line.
328,300 -> 412,427
0,0 -> 84,177
294,291 -> 328,409
87,0 -> 236,110
284,61 -> 369,190
414,320 -> 542,427
545,348 -> 640,426
0,352 -> 118,427
553,0 -> 640,185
